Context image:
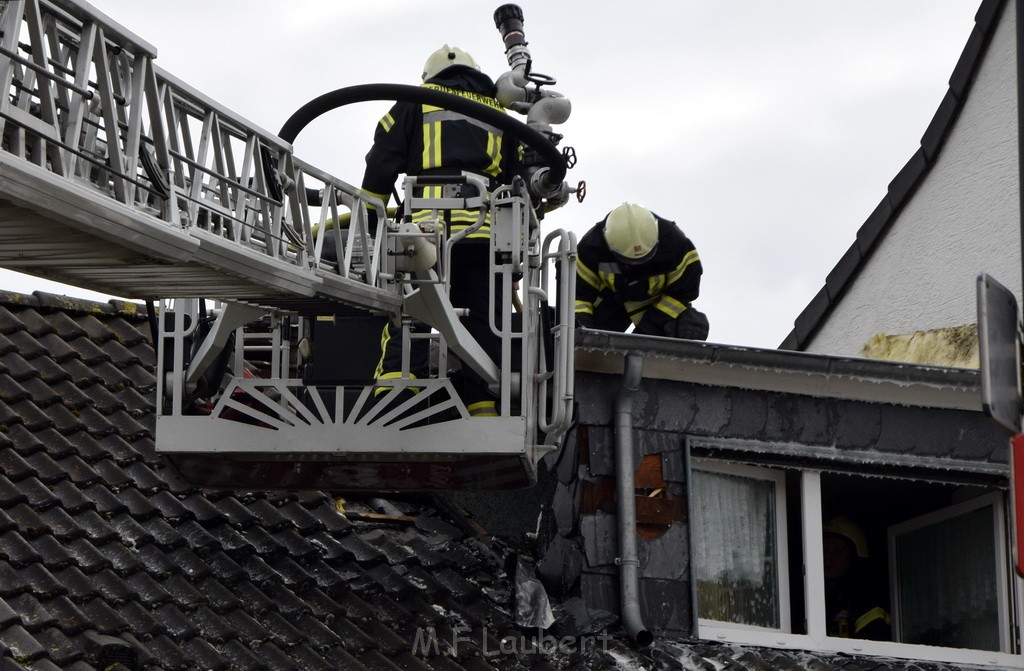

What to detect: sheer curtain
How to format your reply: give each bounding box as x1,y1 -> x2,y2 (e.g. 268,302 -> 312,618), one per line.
692,470 -> 780,628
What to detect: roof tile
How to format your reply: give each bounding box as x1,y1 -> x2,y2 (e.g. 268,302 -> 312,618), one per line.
3,424 -> 44,457
152,603 -> 200,640
125,571 -> 173,609
93,539 -> 144,575
6,330 -> 47,360
0,623 -> 47,662
133,544 -> 179,579
211,495 -> 258,528
48,480 -> 93,515
60,358 -> 102,387
79,597 -> 132,635
21,452 -> 64,485
19,377 -> 60,408
0,530 -> 42,567
79,484 -> 127,516
7,592 -> 58,631
116,600 -> 165,639
167,547 -> 213,582
7,503 -> 49,537
214,638 -> 270,671
99,339 -> 139,368
0,448 -> 35,481
98,316 -> 149,348
0,352 -> 39,382
146,490 -> 193,522
62,539 -> 111,574
145,634 -> 192,671
14,477 -> 59,510
39,596 -> 90,635
199,576 -> 243,614
181,636 -> 231,670
28,534 -> 73,570
161,573 -> 210,610
68,314 -> 111,343
191,604 -> 237,644
91,568 -> 135,606
255,609 -> 306,647
0,475 -> 26,507
224,607 -> 273,642
49,449 -> 98,484
37,333 -> 79,362
0,374 -> 31,403
64,336 -> 110,365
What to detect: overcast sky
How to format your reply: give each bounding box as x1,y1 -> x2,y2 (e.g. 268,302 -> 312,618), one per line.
1,1 -> 979,349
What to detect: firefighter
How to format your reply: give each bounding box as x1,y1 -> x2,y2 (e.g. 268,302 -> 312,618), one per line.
575,203 -> 709,339
823,516 -> 892,640
363,45 -> 518,417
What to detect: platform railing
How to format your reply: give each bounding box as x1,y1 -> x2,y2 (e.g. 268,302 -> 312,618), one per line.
0,0 -> 387,297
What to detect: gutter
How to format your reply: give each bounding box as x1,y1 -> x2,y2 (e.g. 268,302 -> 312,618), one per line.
614,354 -> 654,647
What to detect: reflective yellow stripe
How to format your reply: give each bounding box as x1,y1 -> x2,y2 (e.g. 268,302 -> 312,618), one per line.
422,121 -> 442,169
854,606 -> 891,634
467,400 -> 497,417
600,271 -> 616,291
575,300 -> 594,315
654,295 -> 687,319
484,133 -> 502,177
649,274 -> 665,295
373,323 -> 392,379
379,113 -> 395,132
667,250 -> 700,284
577,259 -> 601,291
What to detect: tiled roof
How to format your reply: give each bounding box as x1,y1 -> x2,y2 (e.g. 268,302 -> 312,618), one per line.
780,0 -> 1004,351
0,289 -> 1006,670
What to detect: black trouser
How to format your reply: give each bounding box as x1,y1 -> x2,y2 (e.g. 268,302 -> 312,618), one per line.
375,241 -> 503,415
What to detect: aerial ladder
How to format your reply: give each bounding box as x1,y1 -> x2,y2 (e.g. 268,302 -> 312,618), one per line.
0,0 -> 580,490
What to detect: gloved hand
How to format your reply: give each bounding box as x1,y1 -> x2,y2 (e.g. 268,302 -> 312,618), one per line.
576,312 -> 595,329
665,308 -> 709,341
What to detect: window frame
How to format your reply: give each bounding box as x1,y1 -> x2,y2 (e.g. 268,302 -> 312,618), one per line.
887,490 -> 1012,652
690,460 -> 1024,668
691,459 -> 792,635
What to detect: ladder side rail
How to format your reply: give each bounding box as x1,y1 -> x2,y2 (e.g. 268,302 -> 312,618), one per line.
23,0 -> 65,174
88,24 -> 129,199
0,0 -> 28,154
535,228 -> 576,440
112,46 -> 143,205
284,156 -> 317,268
158,298 -> 202,417
232,134 -> 258,240
57,19 -> 95,178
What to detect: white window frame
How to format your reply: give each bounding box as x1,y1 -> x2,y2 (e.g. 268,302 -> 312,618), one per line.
691,460 -> 791,637
887,490 -> 1012,653
692,464 -> 1024,669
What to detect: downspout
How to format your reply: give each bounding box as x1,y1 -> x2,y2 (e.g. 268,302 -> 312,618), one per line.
615,354 -> 654,647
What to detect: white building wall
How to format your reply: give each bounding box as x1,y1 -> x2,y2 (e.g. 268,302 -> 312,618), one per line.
804,1 -> 1020,357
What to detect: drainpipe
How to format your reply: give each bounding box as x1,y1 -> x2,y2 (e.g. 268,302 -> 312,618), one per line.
615,354 -> 654,647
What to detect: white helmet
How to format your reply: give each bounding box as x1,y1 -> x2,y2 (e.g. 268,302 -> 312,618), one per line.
422,44 -> 480,81
604,203 -> 659,262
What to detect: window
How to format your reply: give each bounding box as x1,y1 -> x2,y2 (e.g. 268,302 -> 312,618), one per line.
889,492 -> 1009,652
690,455 -> 1020,667
691,463 -> 789,630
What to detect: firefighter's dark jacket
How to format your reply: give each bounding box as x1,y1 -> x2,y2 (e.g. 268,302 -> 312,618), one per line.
575,214 -> 703,335
360,67 -> 517,240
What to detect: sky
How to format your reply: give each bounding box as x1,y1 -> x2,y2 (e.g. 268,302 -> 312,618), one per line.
0,1 -> 980,349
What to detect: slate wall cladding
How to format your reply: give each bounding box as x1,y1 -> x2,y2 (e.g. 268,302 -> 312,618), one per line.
547,369 -> 1009,638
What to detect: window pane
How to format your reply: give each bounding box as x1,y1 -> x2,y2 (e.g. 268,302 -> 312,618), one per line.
894,505 -> 1000,650
693,470 -> 780,628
